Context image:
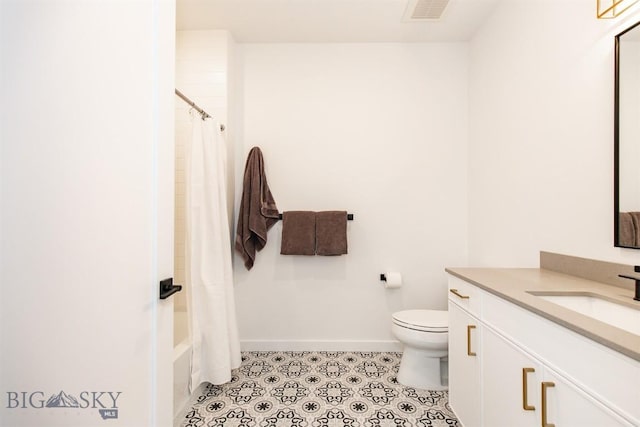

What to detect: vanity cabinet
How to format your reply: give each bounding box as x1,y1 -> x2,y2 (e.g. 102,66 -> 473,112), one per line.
482,327 -> 542,427
541,364 -> 632,426
448,301 -> 482,427
447,275 -> 637,427
482,326 -> 630,427
448,277 -> 484,427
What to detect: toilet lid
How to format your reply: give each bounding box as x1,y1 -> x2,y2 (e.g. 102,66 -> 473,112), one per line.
392,309 -> 448,332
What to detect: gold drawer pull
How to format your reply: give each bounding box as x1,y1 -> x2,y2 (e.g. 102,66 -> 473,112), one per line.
541,381 -> 556,427
466,325 -> 476,356
522,368 -> 535,410
450,288 -> 470,299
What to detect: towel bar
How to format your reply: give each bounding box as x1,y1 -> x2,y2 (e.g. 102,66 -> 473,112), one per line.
278,213 -> 354,220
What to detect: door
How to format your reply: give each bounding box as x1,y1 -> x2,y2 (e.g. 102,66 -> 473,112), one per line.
541,367 -> 634,427
482,327 -> 542,427
0,1 -> 175,426
448,301 -> 482,427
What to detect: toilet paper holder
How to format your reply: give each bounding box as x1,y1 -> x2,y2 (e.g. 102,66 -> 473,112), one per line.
380,272 -> 402,288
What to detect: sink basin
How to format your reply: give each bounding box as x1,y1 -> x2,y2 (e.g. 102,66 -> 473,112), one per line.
528,292 -> 640,336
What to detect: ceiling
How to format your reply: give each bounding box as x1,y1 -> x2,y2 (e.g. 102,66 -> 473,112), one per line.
176,0 -> 501,43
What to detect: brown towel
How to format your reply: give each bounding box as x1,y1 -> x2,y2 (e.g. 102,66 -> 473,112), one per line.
235,147 -> 279,270
619,212 -> 635,247
316,211 -> 348,256
280,211 -> 316,255
629,212 -> 640,247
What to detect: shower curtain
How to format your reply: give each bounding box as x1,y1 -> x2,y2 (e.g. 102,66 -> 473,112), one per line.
185,114 -> 241,390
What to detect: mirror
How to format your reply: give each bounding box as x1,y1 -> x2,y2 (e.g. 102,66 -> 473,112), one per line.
615,21 -> 640,249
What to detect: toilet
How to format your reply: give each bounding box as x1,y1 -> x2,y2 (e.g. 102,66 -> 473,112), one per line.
391,309 -> 448,390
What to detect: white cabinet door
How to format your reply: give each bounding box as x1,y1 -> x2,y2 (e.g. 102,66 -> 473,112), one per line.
0,1 -> 175,426
449,301 -> 482,427
482,327 -> 542,427
542,368 -> 634,427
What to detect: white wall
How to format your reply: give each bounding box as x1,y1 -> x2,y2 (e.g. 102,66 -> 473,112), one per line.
233,43 -> 468,349
468,0 -> 640,266
174,30 -> 237,312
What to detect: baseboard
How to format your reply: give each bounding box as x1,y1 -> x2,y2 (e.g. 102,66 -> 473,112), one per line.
240,339 -> 403,352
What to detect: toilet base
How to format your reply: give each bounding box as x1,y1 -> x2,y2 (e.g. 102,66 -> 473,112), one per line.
396,347 -> 448,390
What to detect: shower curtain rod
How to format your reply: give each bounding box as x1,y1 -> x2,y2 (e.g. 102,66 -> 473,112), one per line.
175,88 -> 225,131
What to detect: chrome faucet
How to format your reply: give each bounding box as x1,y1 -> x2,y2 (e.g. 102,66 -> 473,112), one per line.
618,265 -> 640,301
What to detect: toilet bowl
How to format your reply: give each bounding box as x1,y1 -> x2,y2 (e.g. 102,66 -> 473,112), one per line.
391,309 -> 448,390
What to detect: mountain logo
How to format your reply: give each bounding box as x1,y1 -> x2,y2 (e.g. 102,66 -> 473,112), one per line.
7,389 -> 121,420
45,390 -> 80,408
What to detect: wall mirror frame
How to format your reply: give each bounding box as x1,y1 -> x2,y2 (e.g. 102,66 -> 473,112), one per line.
614,20 -> 640,249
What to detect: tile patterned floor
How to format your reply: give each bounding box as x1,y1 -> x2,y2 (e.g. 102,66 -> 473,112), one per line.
179,351 -> 459,427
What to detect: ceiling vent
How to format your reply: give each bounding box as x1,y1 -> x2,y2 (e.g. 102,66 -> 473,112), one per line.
403,0 -> 451,21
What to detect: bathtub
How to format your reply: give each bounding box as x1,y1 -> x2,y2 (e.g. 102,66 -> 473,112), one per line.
173,310 -> 191,424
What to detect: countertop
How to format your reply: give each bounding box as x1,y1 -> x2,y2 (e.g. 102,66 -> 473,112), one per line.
445,267 -> 640,362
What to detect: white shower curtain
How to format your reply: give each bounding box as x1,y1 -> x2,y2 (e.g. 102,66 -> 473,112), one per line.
185,114 -> 241,390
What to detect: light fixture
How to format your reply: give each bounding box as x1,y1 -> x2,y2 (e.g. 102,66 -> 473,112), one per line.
597,0 -> 639,18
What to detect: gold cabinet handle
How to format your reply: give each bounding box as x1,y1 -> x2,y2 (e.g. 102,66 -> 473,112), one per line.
450,288 -> 470,299
541,381 -> 556,427
466,325 -> 476,356
522,368 -> 535,410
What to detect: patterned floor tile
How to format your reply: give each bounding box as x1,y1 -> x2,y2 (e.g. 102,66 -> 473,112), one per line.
180,351 -> 459,427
